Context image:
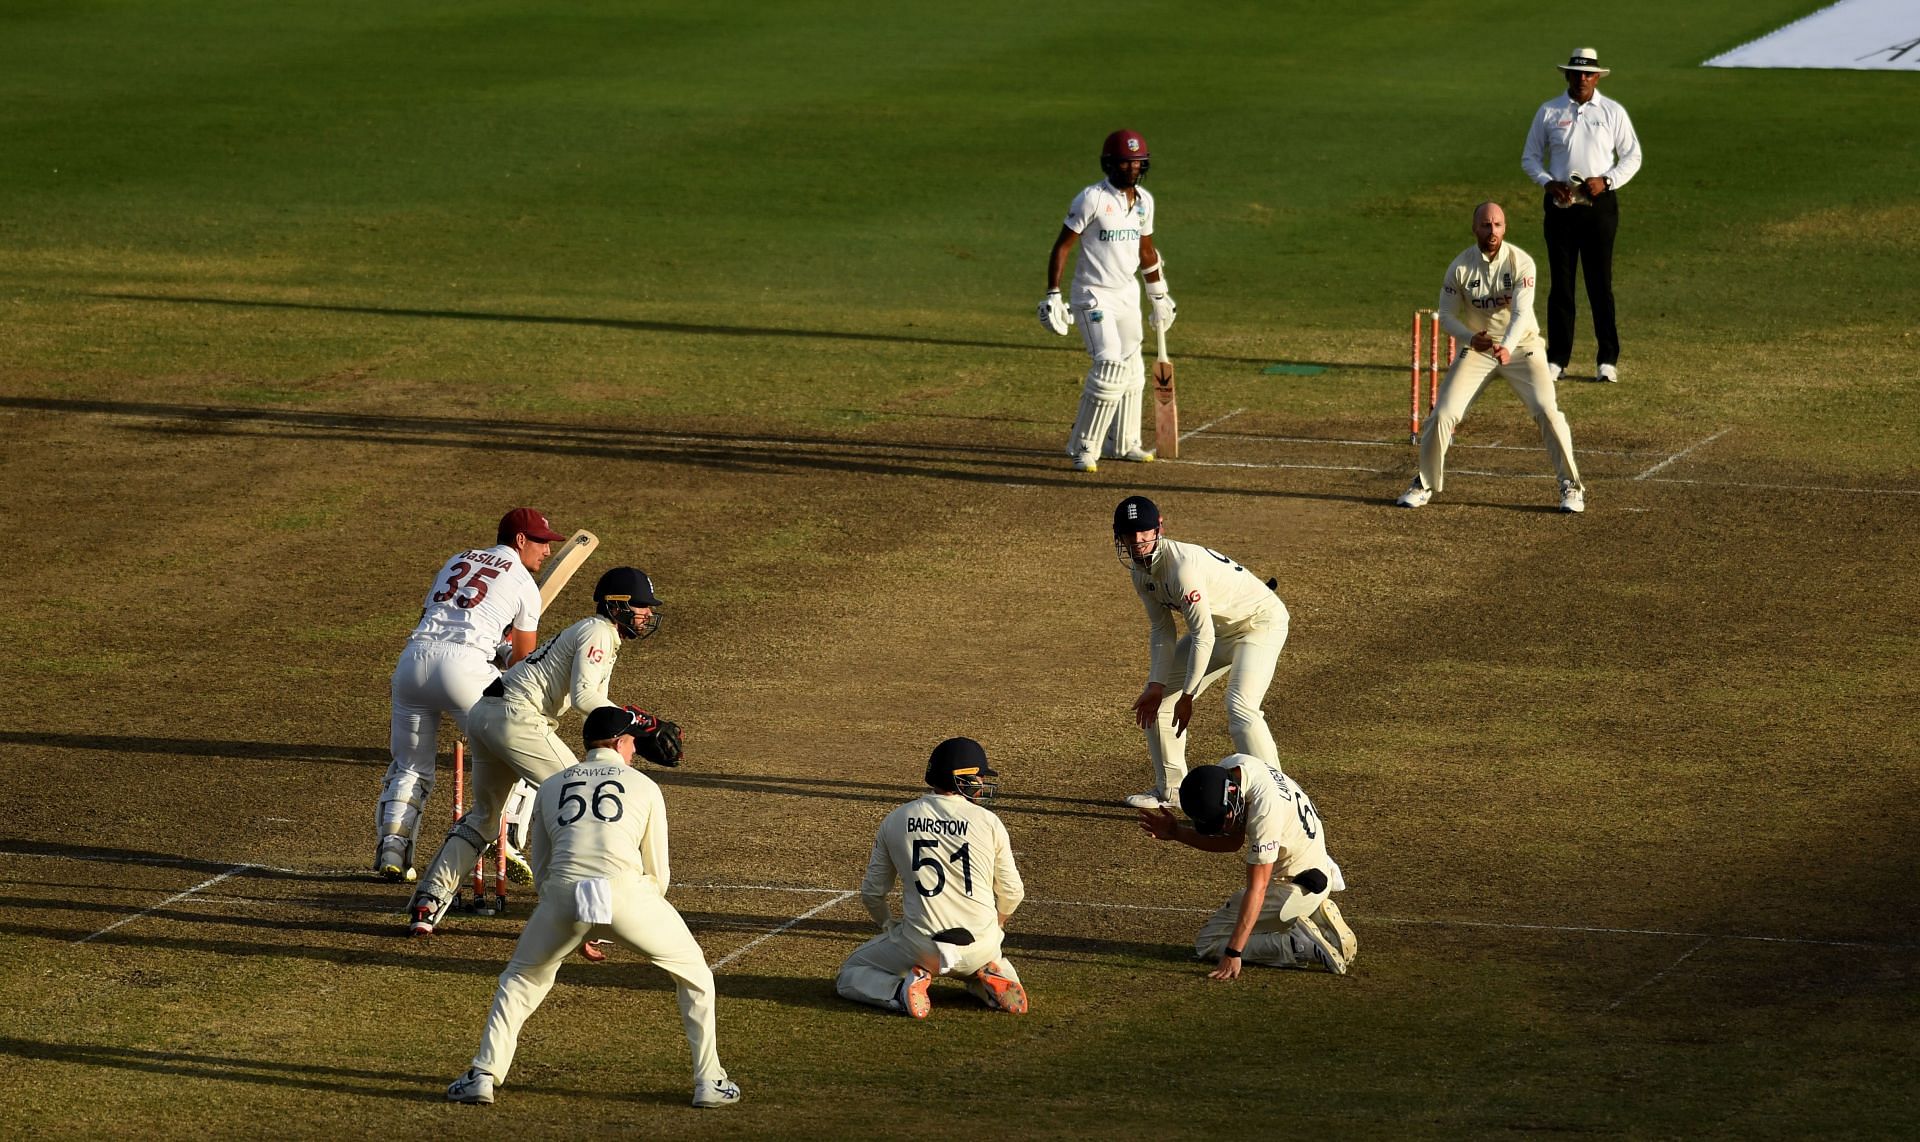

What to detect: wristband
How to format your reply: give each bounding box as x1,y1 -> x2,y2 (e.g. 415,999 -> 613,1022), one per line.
1222,947 -> 1242,959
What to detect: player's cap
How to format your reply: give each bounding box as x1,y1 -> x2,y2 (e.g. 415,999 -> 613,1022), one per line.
1179,765 -> 1245,836
593,566 -> 661,608
1113,494 -> 1161,534
583,705 -> 641,746
499,507 -> 567,544
925,736 -> 997,789
1558,48 -> 1609,76
1101,129 -> 1150,162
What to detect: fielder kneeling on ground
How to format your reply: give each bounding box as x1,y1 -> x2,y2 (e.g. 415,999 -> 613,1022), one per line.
1138,757 -> 1357,979
447,704 -> 739,1110
836,737 -> 1028,1019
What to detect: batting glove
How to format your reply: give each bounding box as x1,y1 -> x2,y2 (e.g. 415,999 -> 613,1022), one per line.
1148,291 -> 1177,332
1038,290 -> 1071,336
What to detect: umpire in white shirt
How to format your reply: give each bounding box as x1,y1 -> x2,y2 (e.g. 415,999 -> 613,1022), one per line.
1521,47 -> 1643,383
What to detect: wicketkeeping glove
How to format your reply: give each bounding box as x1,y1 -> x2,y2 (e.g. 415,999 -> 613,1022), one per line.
1037,290 -> 1071,336
1147,290 -> 1177,332
633,718 -> 684,767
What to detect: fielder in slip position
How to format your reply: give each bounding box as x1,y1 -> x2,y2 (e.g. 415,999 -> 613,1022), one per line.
446,705 -> 739,1110
1139,759 -> 1357,979
1113,495 -> 1290,811
1040,129 -> 1176,472
409,566 -> 683,935
836,738 -> 1028,1019
1397,202 -> 1587,514
376,507 -> 565,884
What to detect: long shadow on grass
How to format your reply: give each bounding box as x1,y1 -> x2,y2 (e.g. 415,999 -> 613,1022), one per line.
0,396 -> 1396,507
0,1036 -> 671,1104
662,770 -> 1133,820
0,731 -> 383,766
92,292 -> 1402,374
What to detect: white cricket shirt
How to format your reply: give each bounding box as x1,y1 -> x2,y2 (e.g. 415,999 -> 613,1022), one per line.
1232,754 -> 1332,878
1522,91 -> 1642,189
859,792 -> 1024,939
1437,241 -> 1542,351
408,544 -> 542,651
1131,538 -> 1288,694
499,615 -> 621,720
1064,179 -> 1155,295
526,748 -> 671,892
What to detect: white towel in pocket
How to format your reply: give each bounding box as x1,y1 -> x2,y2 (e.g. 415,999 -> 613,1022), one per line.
574,878 -> 614,924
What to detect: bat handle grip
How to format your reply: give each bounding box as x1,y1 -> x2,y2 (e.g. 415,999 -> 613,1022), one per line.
1155,326 -> 1169,364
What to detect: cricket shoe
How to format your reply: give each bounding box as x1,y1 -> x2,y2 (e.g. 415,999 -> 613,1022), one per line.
1548,363 -> 1566,381
408,895 -> 444,938
967,962 -> 1029,1014
896,965 -> 933,1019
496,842 -> 534,887
1311,898 -> 1359,965
1116,448 -> 1156,463
1595,363 -> 1619,383
1395,478 -> 1432,508
374,837 -> 415,884
1071,456 -> 1099,473
447,1067 -> 496,1105
1559,480 -> 1586,514
693,1077 -> 742,1108
1124,791 -> 1172,810
1289,917 -> 1349,975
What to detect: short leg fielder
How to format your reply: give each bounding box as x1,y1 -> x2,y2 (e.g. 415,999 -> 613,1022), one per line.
1067,293 -> 1145,467
414,699 -> 575,918
1415,346 -> 1582,494
836,926 -> 1023,1012
379,644 -> 495,862
1145,621 -> 1288,800
470,879 -> 726,1087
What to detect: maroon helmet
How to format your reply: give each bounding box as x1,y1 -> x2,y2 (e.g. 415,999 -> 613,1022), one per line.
1100,129 -> 1151,186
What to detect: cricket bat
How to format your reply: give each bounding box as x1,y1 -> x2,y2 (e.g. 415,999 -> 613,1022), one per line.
1152,327 -> 1179,459
538,529 -> 600,609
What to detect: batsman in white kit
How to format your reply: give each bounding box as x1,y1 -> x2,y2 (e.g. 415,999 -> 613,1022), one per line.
836,738 -> 1028,1019
446,704 -> 739,1109
376,507 -> 566,883
1112,495 -> 1290,811
408,566 -> 683,935
1039,129 -> 1176,472
1139,759 -> 1357,978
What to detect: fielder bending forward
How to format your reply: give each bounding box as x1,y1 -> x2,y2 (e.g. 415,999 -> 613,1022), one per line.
376,507 -> 564,883
408,566 -> 682,934
1039,129 -> 1176,472
447,705 -> 739,1109
1397,202 -> 1586,513
1113,495 -> 1289,810
836,737 -> 1028,1019
1140,758 -> 1357,978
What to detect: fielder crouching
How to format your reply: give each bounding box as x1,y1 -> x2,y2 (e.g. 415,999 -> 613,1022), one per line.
447,704 -> 739,1109
836,738 -> 1028,1019
1139,757 -> 1357,979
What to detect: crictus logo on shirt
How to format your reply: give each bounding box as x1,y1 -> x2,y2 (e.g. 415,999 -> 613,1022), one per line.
1098,228 -> 1142,242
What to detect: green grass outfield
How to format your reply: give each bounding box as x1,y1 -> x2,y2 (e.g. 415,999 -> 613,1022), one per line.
2,2 -> 1917,1138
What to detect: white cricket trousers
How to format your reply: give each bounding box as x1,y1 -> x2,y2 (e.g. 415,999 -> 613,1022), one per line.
1418,340 -> 1582,493
1194,881 -> 1330,967
1067,287 -> 1148,462
380,641 -> 496,840
471,876 -> 726,1085
416,697 -> 575,906
1145,604 -> 1289,800
836,926 -> 1023,1011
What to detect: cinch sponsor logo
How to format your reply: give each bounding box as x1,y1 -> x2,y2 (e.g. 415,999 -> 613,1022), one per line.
1470,294 -> 1514,310
1098,228 -> 1141,241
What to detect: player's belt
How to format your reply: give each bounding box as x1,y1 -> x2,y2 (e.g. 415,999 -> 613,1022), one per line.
482,678 -> 506,699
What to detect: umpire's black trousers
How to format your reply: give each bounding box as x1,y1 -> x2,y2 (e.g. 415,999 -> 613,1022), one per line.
1542,190 -> 1620,369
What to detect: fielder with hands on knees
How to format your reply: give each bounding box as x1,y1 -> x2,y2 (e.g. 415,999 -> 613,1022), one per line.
835,737 -> 1028,1019
446,704 -> 738,1110
408,566 -> 682,935
1521,47 -> 1642,383
1396,202 -> 1586,514
376,507 -> 565,884
1039,129 -> 1175,472
1139,758 -> 1357,980
1112,495 -> 1290,811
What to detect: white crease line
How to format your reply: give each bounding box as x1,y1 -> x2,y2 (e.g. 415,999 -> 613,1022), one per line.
1605,936 -> 1711,1012
710,890 -> 857,970
1174,459 -> 1385,474
1640,476 -> 1920,497
73,865 -> 251,944
1179,408 -> 1245,442
1635,427 -> 1731,480
1366,916 -> 1905,950
1204,432 -> 1653,457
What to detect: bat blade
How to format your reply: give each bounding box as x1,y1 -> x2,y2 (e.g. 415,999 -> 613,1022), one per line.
1152,327 -> 1179,459
538,529 -> 600,610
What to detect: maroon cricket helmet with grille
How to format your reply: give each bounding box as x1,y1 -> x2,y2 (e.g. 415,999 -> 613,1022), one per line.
1100,129 -> 1151,184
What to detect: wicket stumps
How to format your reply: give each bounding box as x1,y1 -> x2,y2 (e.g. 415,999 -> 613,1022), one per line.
450,741 -> 509,915
1408,308 -> 1457,444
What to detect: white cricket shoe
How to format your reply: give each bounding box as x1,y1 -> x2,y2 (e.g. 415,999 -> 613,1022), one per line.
1289,918 -> 1349,975
374,836 -> 414,884
1117,447 -> 1156,463
1123,791 -> 1172,810
1071,456 -> 1099,473
1548,363 -> 1566,381
1395,479 -> 1432,508
447,1068 -> 496,1105
498,843 -> 533,887
408,895 -> 443,938
1559,481 -> 1586,514
1596,363 -> 1619,383
1312,898 -> 1359,964
693,1077 -> 742,1108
